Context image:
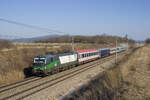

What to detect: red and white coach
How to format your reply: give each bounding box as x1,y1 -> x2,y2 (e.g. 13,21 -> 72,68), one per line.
77,49 -> 100,64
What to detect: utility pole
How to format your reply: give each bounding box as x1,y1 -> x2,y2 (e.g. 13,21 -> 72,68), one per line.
126,34 -> 128,51
125,34 -> 128,51
115,38 -> 118,64
72,36 -> 75,51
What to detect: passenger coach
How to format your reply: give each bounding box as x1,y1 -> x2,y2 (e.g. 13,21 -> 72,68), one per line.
77,49 -> 100,64
110,46 -> 117,54
99,48 -> 110,57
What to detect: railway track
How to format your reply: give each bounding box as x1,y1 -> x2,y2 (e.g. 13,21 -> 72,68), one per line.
0,77 -> 35,89
0,77 -> 41,93
0,51 -> 127,100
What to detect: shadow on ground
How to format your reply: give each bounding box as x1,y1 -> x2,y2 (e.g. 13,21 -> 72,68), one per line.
23,67 -> 33,78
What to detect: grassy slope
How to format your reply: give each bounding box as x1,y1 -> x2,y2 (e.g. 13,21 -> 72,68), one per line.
119,45 -> 150,100
62,45 -> 144,100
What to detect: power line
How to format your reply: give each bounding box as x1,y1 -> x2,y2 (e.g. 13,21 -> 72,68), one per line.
0,18 -> 66,34
0,18 -> 76,51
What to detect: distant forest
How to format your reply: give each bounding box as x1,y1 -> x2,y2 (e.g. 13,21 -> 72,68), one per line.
146,38 -> 150,44
35,35 -> 135,44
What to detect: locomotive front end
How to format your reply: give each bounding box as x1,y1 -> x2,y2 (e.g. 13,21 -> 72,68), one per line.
32,55 -> 48,76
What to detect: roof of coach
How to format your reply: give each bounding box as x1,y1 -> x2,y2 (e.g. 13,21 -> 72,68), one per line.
99,48 -> 110,51
58,51 -> 77,56
77,49 -> 98,53
109,46 -> 117,49
117,46 -> 126,48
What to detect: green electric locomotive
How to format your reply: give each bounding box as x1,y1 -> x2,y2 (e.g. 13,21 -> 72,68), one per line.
32,52 -> 78,76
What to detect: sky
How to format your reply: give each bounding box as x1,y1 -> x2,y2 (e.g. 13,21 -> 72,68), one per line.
0,0 -> 150,40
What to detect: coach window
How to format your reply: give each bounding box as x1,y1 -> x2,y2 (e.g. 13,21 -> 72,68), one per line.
79,55 -> 81,58
82,54 -> 84,58
80,54 -> 82,58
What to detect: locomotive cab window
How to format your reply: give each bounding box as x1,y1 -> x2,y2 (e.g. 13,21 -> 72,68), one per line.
46,58 -> 50,64
51,58 -> 54,62
33,57 -> 46,65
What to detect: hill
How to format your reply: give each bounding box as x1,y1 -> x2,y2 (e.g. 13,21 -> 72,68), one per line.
10,34 -> 59,42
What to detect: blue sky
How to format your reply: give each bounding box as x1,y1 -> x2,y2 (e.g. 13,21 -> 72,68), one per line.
0,0 -> 150,40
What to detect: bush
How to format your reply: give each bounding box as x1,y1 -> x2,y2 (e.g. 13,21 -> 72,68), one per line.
0,40 -> 13,50
146,38 -> 150,44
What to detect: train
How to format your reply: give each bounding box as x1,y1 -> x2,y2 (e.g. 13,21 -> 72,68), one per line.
32,46 -> 127,76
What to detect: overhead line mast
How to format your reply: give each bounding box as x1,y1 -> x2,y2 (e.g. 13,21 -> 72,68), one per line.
72,36 -> 75,51
115,38 -> 118,64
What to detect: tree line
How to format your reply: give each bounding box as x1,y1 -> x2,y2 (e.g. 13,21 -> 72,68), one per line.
146,38 -> 150,44
35,35 -> 135,44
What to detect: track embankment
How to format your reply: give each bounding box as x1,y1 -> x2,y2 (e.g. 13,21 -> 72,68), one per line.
60,46 -> 143,100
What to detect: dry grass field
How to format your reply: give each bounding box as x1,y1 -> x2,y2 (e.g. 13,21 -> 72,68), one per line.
0,43 -> 115,85
62,45 -> 150,100
0,48 -> 45,85
119,45 -> 150,100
